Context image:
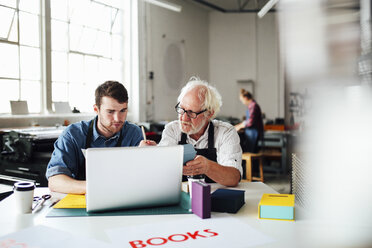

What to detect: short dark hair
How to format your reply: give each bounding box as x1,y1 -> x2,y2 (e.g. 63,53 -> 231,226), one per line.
95,81 -> 128,108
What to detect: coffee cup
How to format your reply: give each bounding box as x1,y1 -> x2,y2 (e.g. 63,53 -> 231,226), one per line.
187,177 -> 205,199
13,181 -> 35,214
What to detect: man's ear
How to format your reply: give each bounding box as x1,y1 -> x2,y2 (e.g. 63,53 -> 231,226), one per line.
93,104 -> 99,114
207,110 -> 214,120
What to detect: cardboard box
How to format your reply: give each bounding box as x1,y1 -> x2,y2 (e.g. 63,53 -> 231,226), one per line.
258,194 -> 295,221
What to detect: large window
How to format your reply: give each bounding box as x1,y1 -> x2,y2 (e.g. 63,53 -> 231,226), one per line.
0,0 -> 41,113
0,0 -> 124,114
50,0 -> 123,112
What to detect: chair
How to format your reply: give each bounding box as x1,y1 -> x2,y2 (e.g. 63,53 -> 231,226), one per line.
241,152 -> 264,182
241,149 -> 282,182
240,130 -> 264,182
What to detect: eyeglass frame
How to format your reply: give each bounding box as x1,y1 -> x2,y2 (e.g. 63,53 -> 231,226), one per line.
175,102 -> 208,119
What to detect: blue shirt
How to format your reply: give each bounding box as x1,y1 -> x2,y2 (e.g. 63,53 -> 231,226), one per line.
45,117 -> 143,180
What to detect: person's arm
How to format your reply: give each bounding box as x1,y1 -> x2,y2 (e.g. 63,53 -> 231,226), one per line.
246,102 -> 257,128
158,121 -> 179,146
48,174 -> 86,194
183,155 -> 241,186
46,126 -> 86,194
206,122 -> 243,186
234,122 -> 245,131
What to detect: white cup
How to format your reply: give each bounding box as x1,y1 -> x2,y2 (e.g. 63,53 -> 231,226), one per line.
187,177 -> 205,199
13,181 -> 35,214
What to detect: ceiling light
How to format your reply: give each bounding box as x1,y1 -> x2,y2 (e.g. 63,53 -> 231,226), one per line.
258,0 -> 279,18
144,0 -> 182,12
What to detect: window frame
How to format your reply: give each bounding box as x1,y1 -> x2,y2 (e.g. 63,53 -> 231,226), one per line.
0,0 -> 129,115
0,0 -> 43,114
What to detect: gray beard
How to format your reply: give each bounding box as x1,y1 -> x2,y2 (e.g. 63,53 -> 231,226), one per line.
179,119 -> 206,135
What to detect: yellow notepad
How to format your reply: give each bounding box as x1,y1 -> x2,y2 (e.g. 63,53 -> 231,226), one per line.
53,194 -> 86,209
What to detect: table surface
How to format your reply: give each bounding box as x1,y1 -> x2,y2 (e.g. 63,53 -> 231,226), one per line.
0,182 -> 370,247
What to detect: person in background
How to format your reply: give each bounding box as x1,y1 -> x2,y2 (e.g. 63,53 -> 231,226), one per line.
235,89 -> 264,153
46,81 -> 154,194
159,77 -> 242,187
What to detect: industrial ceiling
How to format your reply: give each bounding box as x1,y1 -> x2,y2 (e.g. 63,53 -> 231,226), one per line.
187,0 -> 274,13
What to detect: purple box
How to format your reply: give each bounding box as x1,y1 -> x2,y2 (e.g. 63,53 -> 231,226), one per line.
191,181 -> 211,219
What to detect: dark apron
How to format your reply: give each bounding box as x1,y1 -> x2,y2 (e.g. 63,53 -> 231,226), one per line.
178,122 -> 217,183
77,118 -> 123,180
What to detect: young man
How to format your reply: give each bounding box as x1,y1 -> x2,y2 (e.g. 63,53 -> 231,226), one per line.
159,77 -> 242,187
46,81 -> 151,194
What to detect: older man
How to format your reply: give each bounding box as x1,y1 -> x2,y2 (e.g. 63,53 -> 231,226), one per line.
159,77 -> 242,186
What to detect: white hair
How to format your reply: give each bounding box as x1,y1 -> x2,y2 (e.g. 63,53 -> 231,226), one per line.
177,76 -> 222,119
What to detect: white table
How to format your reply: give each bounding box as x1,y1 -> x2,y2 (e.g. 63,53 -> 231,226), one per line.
0,182 -> 370,247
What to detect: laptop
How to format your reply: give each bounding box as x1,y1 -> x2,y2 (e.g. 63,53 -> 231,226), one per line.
85,145 -> 184,212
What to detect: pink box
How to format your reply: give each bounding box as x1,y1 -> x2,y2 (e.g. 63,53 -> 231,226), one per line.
191,181 -> 211,219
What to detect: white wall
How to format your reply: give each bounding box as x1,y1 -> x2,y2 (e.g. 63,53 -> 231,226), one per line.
143,0 -> 209,122
144,5 -> 284,122
209,13 -> 256,120
209,12 -> 284,121
257,13 -> 284,120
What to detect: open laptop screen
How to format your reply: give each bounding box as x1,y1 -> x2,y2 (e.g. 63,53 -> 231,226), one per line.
86,145 -> 184,212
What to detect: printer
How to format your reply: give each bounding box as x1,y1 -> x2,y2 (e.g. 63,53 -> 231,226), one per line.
0,127 -> 65,186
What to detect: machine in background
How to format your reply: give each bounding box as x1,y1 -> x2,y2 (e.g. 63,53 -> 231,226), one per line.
0,127 -> 64,187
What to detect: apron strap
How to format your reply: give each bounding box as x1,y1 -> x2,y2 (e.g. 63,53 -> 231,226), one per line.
207,122 -> 214,149
85,119 -> 95,149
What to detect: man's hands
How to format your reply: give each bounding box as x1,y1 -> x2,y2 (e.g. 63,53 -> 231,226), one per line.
234,122 -> 245,132
184,155 -> 241,187
183,155 -> 210,176
138,140 -> 157,147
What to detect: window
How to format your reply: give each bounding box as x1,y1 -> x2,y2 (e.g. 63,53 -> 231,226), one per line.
50,0 -> 124,113
0,0 -> 41,113
0,0 -> 124,114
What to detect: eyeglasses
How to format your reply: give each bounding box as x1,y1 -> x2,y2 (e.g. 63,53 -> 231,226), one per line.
175,102 -> 207,119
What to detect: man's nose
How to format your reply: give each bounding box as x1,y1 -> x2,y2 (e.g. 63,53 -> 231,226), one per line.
113,112 -> 120,121
180,112 -> 190,121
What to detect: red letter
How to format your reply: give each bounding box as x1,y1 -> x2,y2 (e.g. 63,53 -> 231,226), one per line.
186,231 -> 207,239
0,239 -> 27,248
204,229 -> 219,237
147,237 -> 167,246
168,234 -> 189,242
129,240 -> 147,248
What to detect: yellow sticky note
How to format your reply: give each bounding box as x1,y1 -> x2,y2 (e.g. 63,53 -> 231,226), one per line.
53,194 -> 86,209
